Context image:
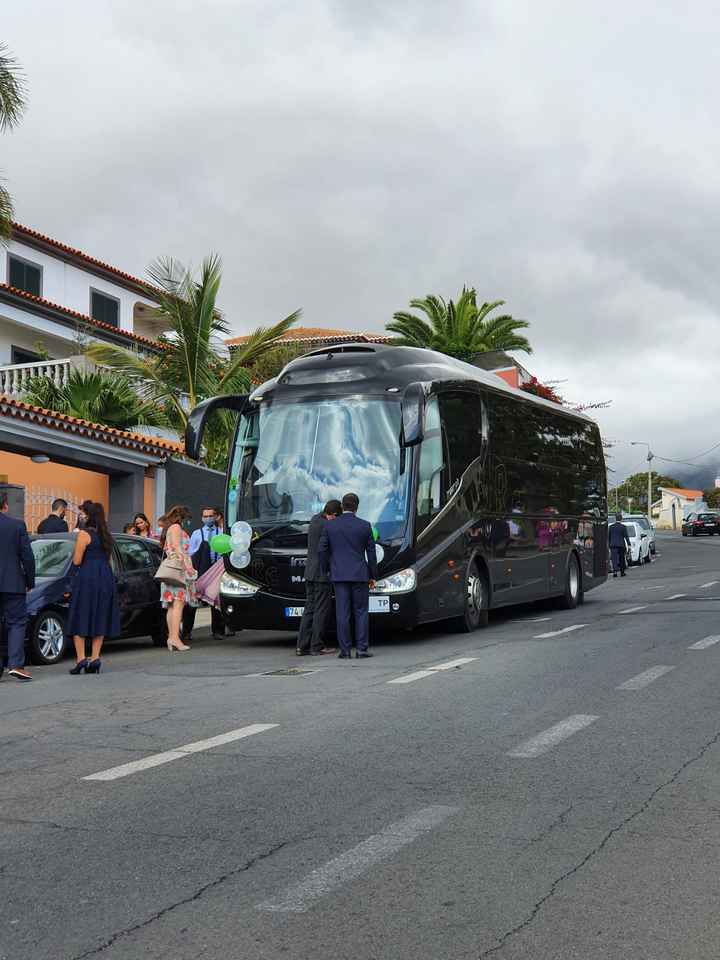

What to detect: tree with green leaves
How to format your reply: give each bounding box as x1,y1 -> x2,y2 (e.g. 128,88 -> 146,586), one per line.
386,287 -> 531,362
247,341 -> 305,385
86,255 -> 299,469
0,44 -> 27,243
23,369 -> 166,431
704,487 -> 720,509
608,472 -> 680,511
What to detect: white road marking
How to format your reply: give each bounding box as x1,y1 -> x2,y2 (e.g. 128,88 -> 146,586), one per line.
639,585 -> 664,591
510,617 -> 552,623
699,581 -> 719,589
387,669 -> 437,685
665,594 -> 687,600
689,636 -> 720,650
257,804 -> 458,913
388,657 -> 477,684
618,605 -> 649,614
508,715 -> 598,758
83,724 -> 278,781
533,624 -> 587,639
616,665 -> 675,690
429,657 -> 477,671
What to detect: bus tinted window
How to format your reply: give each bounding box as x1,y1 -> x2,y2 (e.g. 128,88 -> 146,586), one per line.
416,397 -> 444,531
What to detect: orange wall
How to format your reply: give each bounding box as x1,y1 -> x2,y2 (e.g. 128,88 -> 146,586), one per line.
0,451 -> 109,532
143,472 -> 155,525
494,368 -> 520,388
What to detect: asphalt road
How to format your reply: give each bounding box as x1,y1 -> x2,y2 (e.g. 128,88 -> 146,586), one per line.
2,532 -> 720,960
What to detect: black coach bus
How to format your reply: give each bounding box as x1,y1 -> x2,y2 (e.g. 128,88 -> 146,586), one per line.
186,343 -> 607,633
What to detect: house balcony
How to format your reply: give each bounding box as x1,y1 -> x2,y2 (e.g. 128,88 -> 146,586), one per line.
0,356 -> 91,398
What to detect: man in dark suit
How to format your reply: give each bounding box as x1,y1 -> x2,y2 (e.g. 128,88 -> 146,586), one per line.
297,499 -> 342,656
318,492 -> 378,659
37,498 -> 69,534
0,493 -> 36,681
608,513 -> 631,578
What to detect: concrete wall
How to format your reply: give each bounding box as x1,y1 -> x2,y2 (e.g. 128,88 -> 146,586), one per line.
2,240 -> 158,334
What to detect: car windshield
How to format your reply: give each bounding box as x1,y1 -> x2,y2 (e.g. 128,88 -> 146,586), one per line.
624,524 -> 637,537
698,514 -> 718,521
228,397 -> 411,541
31,539 -> 74,576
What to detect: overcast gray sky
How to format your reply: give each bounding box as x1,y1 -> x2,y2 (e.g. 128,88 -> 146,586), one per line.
4,1 -> 720,485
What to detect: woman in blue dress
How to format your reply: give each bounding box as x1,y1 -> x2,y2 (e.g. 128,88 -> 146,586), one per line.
67,502 -> 120,674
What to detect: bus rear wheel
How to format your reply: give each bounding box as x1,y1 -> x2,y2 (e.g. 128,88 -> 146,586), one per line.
452,563 -> 489,632
557,554 -> 581,610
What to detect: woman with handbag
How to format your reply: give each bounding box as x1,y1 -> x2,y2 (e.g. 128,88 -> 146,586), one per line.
157,504 -> 198,652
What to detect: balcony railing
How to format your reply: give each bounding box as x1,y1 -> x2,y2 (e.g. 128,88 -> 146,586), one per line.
0,357 -> 90,397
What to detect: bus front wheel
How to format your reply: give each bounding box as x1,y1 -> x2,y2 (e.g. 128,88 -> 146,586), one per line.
557,554 -> 581,610
452,563 -> 489,632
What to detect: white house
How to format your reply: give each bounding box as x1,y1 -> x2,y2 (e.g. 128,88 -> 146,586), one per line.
653,486 -> 704,529
0,222 -> 169,393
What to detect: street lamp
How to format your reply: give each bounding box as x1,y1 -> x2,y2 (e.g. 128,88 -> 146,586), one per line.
631,441 -> 654,527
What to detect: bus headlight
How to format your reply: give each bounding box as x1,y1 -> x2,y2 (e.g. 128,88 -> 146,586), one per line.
372,568 -> 416,594
220,573 -> 260,597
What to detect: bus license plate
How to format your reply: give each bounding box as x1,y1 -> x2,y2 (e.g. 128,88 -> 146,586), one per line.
284,606 -> 304,618
369,596 -> 390,614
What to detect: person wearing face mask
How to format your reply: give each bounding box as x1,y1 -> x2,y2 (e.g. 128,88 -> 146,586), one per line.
182,506 -> 226,642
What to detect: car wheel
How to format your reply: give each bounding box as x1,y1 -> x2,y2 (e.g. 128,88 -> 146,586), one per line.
29,610 -> 68,665
557,554 -> 581,609
451,563 -> 489,632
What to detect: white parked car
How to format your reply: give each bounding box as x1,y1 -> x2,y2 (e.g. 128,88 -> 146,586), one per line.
623,514 -> 656,555
622,521 -> 652,565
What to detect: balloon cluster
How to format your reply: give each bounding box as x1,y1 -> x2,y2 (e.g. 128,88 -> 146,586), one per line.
209,521 -> 253,570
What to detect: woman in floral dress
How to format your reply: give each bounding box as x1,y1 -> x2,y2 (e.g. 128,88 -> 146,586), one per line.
160,504 -> 198,651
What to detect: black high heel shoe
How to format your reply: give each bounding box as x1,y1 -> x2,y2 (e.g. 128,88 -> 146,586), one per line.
69,658 -> 89,675
86,659 -> 102,674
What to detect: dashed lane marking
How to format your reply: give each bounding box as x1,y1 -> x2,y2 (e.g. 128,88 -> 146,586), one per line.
387,656 -> 477,684
533,624 -> 587,639
508,715 -> 598,758
83,724 -> 279,781
510,617 -> 552,623
665,594 -> 687,600
616,665 -> 675,690
689,636 -> 720,650
699,581 -> 719,589
618,605 -> 649,614
257,804 -> 458,913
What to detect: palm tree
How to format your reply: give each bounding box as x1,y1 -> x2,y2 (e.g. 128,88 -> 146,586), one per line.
86,254 -> 300,467
387,287 -> 531,363
23,369 -> 167,431
0,44 -> 28,243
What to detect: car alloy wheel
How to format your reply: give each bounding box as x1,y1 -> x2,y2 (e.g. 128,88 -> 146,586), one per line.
31,612 -> 67,665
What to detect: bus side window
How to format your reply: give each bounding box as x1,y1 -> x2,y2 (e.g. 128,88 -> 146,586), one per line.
416,397 -> 444,530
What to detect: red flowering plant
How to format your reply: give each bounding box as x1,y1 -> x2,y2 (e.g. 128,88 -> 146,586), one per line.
520,377 -> 563,404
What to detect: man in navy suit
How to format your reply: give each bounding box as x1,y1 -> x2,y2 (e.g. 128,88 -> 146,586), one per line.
318,492 -> 378,659
608,512 -> 631,578
0,493 -> 36,681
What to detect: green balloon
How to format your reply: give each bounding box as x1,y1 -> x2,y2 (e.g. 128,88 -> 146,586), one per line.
210,533 -> 233,555
372,526 -> 379,542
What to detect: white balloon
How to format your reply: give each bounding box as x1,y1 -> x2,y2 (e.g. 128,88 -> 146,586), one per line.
230,550 -> 251,569
231,532 -> 251,551
231,521 -> 252,539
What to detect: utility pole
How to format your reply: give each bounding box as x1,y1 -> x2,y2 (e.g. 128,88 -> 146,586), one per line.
631,441 -> 654,526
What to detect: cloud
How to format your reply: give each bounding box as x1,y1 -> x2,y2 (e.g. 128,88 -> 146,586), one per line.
3,0 -> 720,482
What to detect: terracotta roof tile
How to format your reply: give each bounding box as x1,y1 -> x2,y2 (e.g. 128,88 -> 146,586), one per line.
12,222 -> 162,299
0,394 -> 183,456
226,326 -> 391,347
662,487 -> 704,499
0,283 -> 163,350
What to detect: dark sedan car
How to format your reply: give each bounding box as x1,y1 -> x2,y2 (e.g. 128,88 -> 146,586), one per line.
26,533 -> 167,665
681,512 -> 720,537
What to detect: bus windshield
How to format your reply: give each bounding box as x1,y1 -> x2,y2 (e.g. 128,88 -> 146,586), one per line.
228,397 -> 411,541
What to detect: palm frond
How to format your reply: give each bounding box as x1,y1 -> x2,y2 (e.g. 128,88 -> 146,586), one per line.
0,179 -> 14,243
220,309 -> 301,384
0,44 -> 27,132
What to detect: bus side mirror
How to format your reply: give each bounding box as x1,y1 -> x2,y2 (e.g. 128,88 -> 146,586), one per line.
401,382 -> 425,447
185,394 -> 249,461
